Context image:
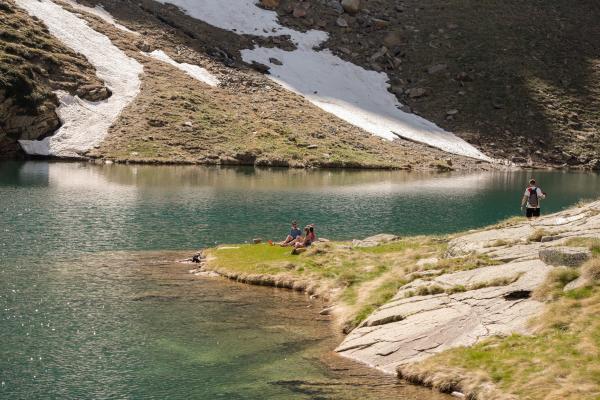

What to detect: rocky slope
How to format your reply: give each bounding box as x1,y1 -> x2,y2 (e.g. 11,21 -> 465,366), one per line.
5,0 -> 599,169
0,0 -> 109,158
30,0 -> 490,170
269,0 -> 600,169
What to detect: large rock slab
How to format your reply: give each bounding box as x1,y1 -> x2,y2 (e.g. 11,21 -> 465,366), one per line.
336,260 -> 552,373
539,246 -> 591,267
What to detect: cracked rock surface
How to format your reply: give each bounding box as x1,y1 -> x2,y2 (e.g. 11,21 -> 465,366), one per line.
336,200 -> 600,373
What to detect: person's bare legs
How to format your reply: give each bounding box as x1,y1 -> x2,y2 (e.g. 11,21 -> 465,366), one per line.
280,235 -> 294,246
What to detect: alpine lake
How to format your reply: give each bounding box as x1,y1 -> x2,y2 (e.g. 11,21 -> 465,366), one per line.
2,161 -> 599,399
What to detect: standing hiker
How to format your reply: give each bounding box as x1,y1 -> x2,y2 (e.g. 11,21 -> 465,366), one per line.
521,178 -> 546,219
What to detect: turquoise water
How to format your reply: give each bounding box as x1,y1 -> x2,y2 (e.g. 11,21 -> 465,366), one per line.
1,161 -> 599,399
2,162 -> 598,260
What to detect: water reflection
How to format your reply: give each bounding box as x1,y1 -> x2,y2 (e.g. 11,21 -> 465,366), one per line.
1,161 -> 598,262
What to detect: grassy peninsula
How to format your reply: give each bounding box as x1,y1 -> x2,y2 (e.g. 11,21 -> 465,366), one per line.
198,202 -> 600,400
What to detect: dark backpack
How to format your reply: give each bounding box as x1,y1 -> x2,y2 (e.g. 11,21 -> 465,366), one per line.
528,187 -> 539,207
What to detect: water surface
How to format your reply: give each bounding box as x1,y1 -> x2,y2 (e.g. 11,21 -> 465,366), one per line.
1,161 -> 598,399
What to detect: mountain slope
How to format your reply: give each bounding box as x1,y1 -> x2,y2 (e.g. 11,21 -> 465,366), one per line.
272,0 -> 600,168
9,0 -> 490,170
0,0 -> 109,157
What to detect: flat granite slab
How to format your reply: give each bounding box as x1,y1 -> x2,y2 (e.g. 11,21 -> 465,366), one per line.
336,260 -> 551,373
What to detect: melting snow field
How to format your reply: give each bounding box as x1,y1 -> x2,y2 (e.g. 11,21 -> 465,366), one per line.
154,0 -> 489,160
16,0 -> 142,158
145,50 -> 220,86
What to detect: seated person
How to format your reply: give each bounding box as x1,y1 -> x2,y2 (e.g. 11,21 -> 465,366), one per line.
294,225 -> 316,249
280,221 -> 302,246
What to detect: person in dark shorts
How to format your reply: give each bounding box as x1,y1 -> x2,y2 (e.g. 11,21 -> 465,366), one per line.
280,221 -> 303,246
521,178 -> 546,219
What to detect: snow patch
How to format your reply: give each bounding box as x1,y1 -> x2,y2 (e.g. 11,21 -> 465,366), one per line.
145,50 -> 219,86
63,0 -> 139,34
16,0 -> 143,158
154,0 -> 489,161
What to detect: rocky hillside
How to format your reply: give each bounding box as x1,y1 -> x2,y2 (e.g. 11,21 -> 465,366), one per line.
268,0 -> 600,168
4,0 -> 599,169
0,0 -> 109,158
9,0 -> 488,170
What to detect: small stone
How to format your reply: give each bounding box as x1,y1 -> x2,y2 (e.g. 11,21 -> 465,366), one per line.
427,63 -> 447,74
307,144 -> 318,149
446,109 -> 459,115
371,18 -> 389,28
336,16 -> 349,27
492,99 -> 504,109
408,88 -> 427,98
183,121 -> 193,127
341,0 -> 360,14
352,234 -> 399,248
268,57 -> 283,65
540,235 -> 563,243
293,3 -> 308,17
383,30 -> 404,48
260,0 -> 280,9
250,61 -> 270,74
390,84 -> 404,96
369,46 -> 388,61
135,40 -> 151,52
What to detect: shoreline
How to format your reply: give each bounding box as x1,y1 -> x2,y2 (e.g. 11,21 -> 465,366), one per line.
189,200 -> 600,399
8,153 -> 600,172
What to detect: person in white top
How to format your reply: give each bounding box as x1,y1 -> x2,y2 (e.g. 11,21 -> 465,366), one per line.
521,178 -> 546,219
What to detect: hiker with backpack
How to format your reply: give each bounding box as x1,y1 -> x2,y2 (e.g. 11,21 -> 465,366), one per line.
521,178 -> 546,219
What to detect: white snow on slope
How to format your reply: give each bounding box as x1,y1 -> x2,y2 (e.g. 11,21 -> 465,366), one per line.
145,50 -> 219,86
16,0 -> 143,157
155,0 -> 489,160
63,0 -> 139,34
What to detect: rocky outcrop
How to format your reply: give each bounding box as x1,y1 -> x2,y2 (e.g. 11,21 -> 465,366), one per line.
263,0 -> 600,168
336,200 -> 600,373
0,0 -> 109,158
538,246 -> 591,267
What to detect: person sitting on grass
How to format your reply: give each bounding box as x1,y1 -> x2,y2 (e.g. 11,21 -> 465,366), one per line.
293,225 -> 316,249
280,220 -> 303,246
